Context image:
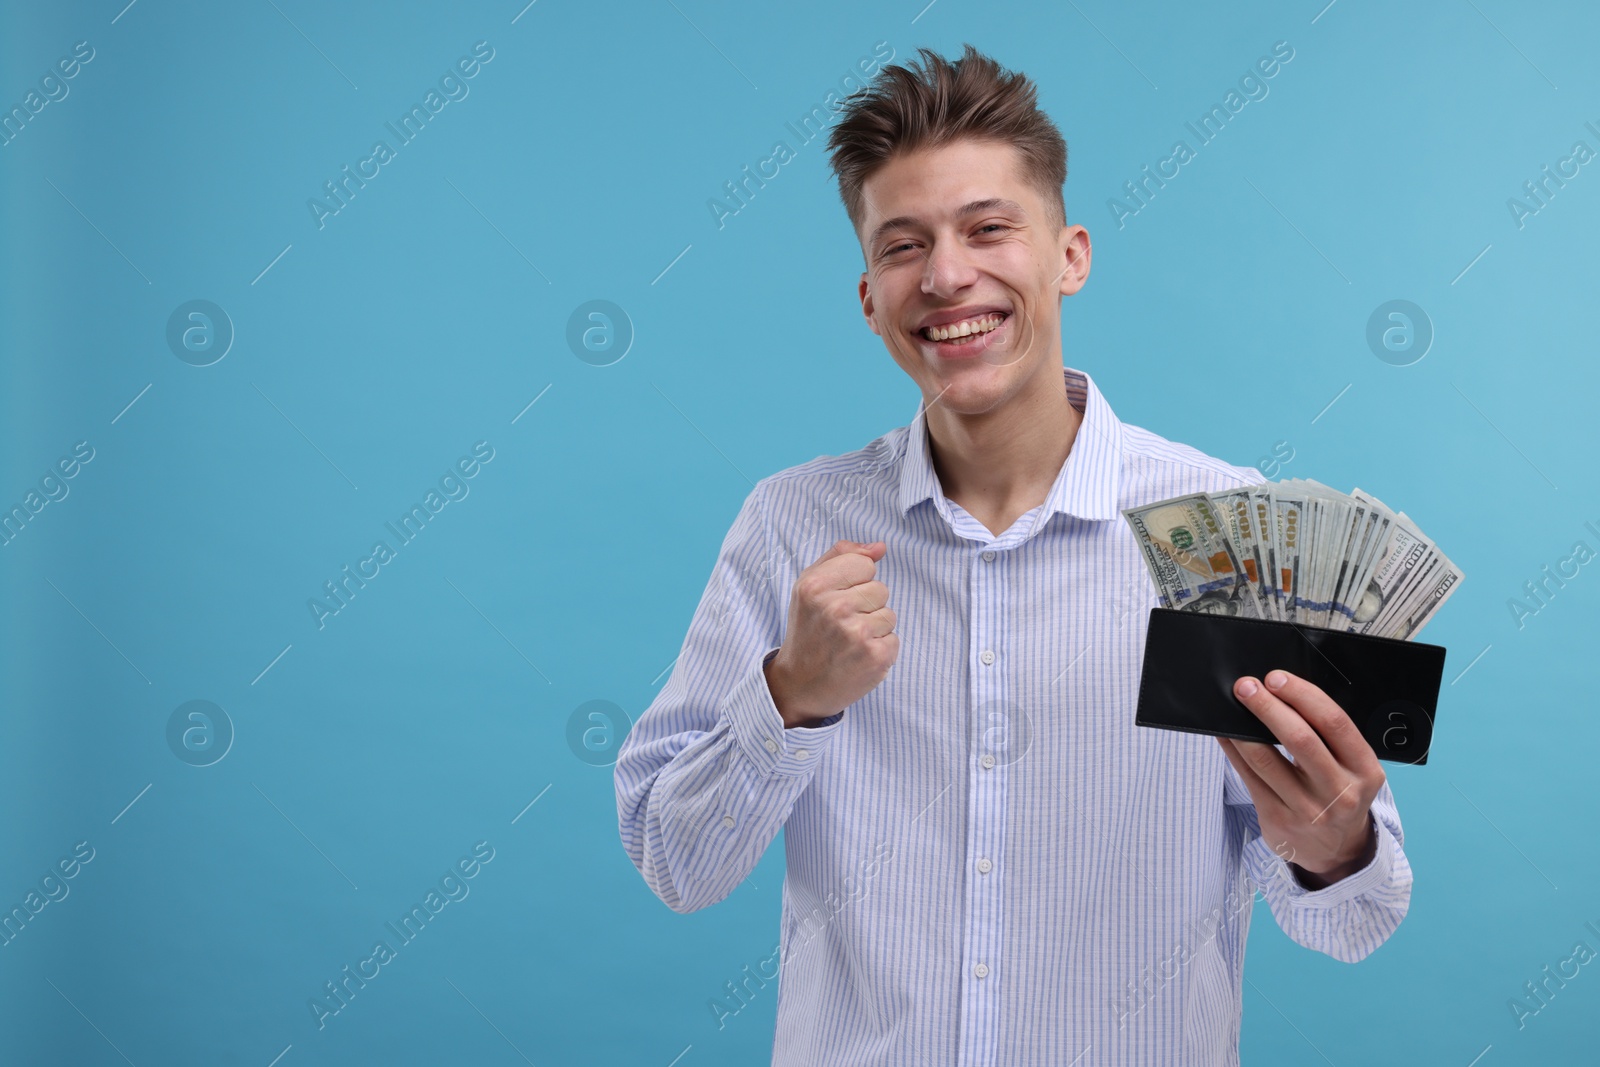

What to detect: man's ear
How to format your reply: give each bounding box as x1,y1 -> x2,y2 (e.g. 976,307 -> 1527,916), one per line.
859,273 -> 882,337
1058,224 -> 1092,297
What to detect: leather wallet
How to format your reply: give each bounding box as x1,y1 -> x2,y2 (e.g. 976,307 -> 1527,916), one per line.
1134,607 -> 1446,765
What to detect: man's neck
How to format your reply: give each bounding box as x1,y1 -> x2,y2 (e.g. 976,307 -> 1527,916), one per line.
925,364 -> 1083,537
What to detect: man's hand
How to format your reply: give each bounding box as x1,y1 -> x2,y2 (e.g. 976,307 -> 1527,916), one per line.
1217,669 -> 1385,888
765,539 -> 898,728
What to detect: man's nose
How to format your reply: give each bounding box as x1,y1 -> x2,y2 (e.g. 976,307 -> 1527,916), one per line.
921,237 -> 979,296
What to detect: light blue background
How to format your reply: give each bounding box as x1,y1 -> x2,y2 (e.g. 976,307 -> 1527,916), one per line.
3,0 -> 1596,1063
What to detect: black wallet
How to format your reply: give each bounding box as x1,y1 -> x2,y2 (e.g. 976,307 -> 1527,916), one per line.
1134,608 -> 1446,765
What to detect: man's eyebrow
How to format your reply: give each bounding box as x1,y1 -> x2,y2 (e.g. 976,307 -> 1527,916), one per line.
867,198 -> 1027,249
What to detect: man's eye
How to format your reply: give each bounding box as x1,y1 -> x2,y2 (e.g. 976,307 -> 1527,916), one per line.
978,223 -> 1008,235
886,242 -> 915,254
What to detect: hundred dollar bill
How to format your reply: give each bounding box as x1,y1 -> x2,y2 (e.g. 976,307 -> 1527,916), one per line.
1121,480 -> 1462,639
1268,489 -> 1306,623
1350,489 -> 1458,638
1122,493 -> 1259,617
1337,513 -> 1389,627
1307,495 -> 1342,627
1285,478 -> 1381,628
1368,541 -> 1464,639
1297,491 -> 1332,626
1250,490 -> 1282,620
1342,504 -> 1392,626
1384,555 -> 1464,639
1326,488 -> 1392,631
1351,517 -> 1429,635
1210,487 -> 1272,619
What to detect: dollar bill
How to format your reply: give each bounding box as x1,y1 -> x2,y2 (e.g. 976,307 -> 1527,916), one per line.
1122,481 -> 1462,639
1270,489 -> 1306,623
1211,487 -> 1272,619
1250,490 -> 1282,620
1283,478 -> 1384,628
1121,494 -> 1260,617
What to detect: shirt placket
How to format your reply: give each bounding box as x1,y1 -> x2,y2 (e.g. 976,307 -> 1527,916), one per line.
957,541 -> 1008,1067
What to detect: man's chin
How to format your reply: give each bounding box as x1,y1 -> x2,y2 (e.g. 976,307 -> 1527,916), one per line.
917,366 -> 1022,413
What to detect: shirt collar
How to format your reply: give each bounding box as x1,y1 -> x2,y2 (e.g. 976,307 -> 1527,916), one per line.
896,365 -> 1125,523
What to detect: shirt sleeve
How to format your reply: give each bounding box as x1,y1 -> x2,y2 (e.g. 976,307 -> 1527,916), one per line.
614,478 -> 845,915
1222,750 -> 1413,963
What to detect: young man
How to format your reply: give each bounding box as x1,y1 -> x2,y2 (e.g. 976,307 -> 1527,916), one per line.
616,44 -> 1408,1065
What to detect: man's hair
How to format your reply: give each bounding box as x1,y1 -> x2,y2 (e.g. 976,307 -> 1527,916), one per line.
825,44 -> 1068,240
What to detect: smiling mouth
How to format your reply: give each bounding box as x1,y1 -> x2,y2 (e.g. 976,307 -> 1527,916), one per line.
917,312 -> 1010,345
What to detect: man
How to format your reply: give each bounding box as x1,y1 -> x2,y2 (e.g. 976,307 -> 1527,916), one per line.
615,44 -> 1408,1065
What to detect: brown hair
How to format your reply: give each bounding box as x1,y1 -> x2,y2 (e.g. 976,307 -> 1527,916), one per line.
825,44 -> 1068,239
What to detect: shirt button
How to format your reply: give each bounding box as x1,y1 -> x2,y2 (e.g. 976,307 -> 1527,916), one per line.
980,649 -> 995,666
982,550 -> 996,562
721,815 -> 735,829
794,748 -> 809,760
764,738 -> 778,753
974,963 -> 990,978
977,858 -> 993,874
980,754 -> 996,770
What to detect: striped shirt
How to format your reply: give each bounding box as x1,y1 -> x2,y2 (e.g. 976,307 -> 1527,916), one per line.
615,365 -> 1412,1065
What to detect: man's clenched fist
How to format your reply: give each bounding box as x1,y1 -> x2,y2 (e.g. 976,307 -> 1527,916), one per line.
764,539 -> 899,728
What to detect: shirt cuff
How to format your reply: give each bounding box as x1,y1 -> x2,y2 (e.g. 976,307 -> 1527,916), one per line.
1276,811 -> 1397,908
719,647 -> 845,778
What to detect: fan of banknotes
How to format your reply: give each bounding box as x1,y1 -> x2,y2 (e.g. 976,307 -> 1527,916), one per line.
1121,480 -> 1463,640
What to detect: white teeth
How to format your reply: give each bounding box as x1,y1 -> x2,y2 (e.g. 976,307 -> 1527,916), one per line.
922,313 -> 1006,341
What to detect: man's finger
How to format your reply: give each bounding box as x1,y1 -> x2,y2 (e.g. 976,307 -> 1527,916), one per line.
1216,736 -> 1291,818
847,579 -> 890,614
1256,669 -> 1383,778
814,543 -> 882,591
1218,731 -> 1304,810
861,605 -> 896,638
1231,675 -> 1341,784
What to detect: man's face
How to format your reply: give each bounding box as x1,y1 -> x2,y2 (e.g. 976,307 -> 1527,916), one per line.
856,138 -> 1091,416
